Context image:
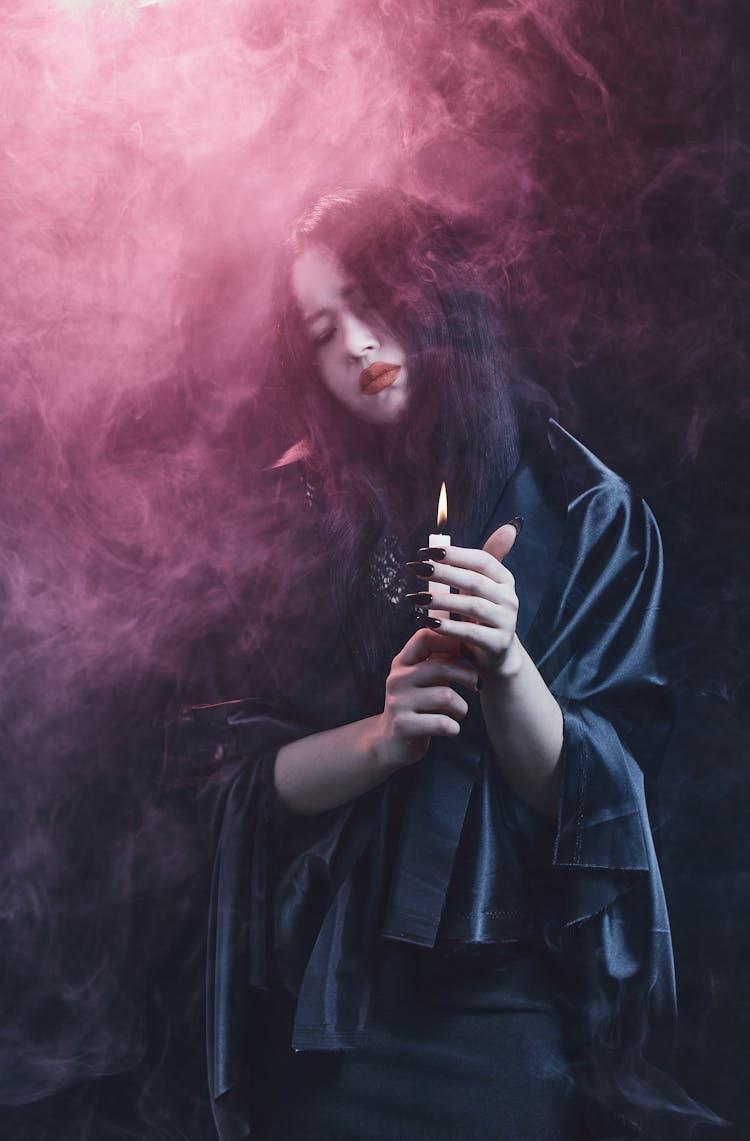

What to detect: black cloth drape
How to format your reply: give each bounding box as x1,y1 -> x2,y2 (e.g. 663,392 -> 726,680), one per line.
177,420 -> 687,1140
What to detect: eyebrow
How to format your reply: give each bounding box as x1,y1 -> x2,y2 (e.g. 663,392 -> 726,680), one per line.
303,306 -> 333,325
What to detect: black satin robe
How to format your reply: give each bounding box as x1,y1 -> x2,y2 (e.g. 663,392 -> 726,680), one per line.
181,419 -> 678,1141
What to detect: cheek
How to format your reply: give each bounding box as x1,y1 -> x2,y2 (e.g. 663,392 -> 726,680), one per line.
382,331 -> 407,360
317,350 -> 347,397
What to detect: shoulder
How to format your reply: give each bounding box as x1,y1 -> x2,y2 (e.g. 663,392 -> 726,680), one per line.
516,423 -> 668,688
545,419 -> 631,506
538,424 -> 664,628
507,417 -> 662,621
539,419 -> 657,548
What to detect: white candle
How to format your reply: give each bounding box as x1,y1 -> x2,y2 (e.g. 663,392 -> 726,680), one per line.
429,482 -> 451,622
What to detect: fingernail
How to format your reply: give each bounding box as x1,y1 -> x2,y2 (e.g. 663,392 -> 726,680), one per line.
423,616 -> 442,629
506,515 -> 524,535
405,561 -> 435,578
417,547 -> 447,560
406,592 -> 433,605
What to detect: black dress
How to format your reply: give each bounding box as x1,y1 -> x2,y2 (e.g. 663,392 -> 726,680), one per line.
261,941 -> 582,1140
179,420 -> 678,1141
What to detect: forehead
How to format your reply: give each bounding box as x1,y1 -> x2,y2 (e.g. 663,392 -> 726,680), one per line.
291,244 -> 349,318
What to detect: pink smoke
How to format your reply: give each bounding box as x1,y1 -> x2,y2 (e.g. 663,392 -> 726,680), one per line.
0,0 -> 746,1127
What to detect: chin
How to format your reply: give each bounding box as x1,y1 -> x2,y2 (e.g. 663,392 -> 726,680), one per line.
363,391 -> 408,426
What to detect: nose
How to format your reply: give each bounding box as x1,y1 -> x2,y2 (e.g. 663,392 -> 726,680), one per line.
342,309 -> 379,361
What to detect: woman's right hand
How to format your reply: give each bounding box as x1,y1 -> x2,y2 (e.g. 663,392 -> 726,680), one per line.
374,627 -> 480,773
275,628 -> 478,815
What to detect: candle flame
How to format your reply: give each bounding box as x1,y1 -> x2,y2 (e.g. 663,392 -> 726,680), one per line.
436,482 -> 448,528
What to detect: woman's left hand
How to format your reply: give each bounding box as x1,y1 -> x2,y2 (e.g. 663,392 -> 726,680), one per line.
407,522 -> 523,681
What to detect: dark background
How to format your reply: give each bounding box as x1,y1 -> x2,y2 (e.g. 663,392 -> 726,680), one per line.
0,0 -> 747,1137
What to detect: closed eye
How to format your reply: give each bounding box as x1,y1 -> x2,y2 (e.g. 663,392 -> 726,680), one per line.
312,326 -> 335,348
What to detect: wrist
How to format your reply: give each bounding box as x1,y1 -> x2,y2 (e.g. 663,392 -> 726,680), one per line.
484,634 -> 525,685
366,713 -> 399,776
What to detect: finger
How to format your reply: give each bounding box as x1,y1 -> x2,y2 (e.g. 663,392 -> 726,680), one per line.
413,611 -> 511,657
406,658 -> 479,691
483,520 -> 522,563
429,618 -> 511,657
397,626 -> 461,666
418,591 -> 516,627
406,685 -> 469,720
419,525 -> 519,575
395,711 -> 462,739
414,545 -> 508,581
409,557 -> 513,595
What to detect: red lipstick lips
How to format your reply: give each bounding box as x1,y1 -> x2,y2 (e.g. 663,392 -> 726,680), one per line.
359,361 -> 401,395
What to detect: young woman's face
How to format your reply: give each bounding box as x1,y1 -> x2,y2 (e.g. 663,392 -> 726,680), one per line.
291,243 -> 409,425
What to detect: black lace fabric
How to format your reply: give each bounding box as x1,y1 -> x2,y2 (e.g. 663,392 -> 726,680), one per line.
368,532 -> 406,607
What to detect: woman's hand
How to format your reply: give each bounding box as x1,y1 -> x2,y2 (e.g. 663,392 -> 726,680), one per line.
406,522 -> 522,682
373,627 -> 479,773
275,627 -> 478,815
406,520 -> 563,818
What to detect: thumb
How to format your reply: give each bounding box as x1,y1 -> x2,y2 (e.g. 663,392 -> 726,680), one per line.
483,516 -> 524,563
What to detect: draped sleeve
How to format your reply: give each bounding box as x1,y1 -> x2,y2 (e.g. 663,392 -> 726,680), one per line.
512,422 -> 697,1135
173,699 -> 311,1141
530,451 -> 673,909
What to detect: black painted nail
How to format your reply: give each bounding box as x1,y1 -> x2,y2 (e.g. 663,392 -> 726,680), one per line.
405,561 -> 435,578
406,592 -> 433,605
423,616 -> 442,629
417,547 -> 447,560
506,515 -> 524,535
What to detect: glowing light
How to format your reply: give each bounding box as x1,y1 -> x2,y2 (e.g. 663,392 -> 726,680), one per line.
436,482 -> 448,529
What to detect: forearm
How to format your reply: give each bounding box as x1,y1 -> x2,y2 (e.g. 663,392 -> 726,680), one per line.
274,715 -> 392,815
480,635 -> 563,818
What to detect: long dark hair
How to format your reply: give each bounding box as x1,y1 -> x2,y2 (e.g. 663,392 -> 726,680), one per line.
267,187 -> 521,693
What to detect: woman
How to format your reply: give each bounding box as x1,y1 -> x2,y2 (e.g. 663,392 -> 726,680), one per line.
183,187 -> 679,1140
